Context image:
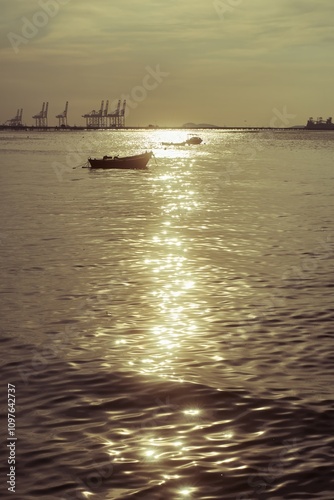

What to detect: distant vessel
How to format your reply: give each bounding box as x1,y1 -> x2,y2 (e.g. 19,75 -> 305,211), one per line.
305,117 -> 334,130
185,135 -> 203,144
162,136 -> 203,146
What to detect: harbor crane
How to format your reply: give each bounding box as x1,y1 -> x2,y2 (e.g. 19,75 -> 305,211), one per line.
119,99 -> 126,127
32,102 -> 49,127
102,100 -> 109,128
83,99 -> 126,128
106,99 -> 126,127
56,101 -> 68,127
4,108 -> 23,127
107,99 -> 121,127
82,100 -> 105,128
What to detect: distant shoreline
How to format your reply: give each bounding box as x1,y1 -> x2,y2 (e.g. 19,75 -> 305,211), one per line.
0,125 -> 316,132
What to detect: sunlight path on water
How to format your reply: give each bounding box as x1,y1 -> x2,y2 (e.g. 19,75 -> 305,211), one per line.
130,153 -> 204,382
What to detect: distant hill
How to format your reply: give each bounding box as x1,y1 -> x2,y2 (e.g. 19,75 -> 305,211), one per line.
181,123 -> 306,129
182,122 -> 219,129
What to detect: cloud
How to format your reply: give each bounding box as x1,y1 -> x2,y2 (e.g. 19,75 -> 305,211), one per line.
0,0 -> 333,126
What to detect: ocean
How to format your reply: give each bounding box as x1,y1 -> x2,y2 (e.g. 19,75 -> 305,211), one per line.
0,128 -> 334,499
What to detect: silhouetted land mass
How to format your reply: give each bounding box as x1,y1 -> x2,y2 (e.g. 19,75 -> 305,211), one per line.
182,123 -> 220,129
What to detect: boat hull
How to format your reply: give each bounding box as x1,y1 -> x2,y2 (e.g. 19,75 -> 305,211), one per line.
88,152 -> 152,169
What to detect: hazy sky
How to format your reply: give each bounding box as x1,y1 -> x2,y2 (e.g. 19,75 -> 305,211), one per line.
1,0 -> 333,127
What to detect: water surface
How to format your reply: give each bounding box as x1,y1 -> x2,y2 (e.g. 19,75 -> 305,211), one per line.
1,129 -> 334,499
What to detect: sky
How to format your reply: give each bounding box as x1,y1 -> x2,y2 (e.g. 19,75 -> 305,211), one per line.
0,0 -> 333,127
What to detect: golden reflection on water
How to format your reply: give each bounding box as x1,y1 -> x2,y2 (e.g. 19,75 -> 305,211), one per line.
137,161 -> 202,380
138,151 -> 221,493
82,491 -> 95,499
103,140 -> 238,495
178,487 -> 197,497
140,248 -> 198,379
123,160 -> 211,493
